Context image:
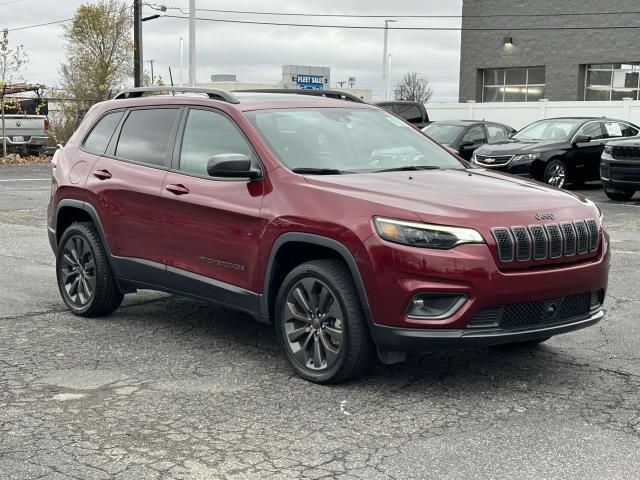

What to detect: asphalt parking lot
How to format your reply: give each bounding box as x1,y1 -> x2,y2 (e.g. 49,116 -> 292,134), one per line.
1,163 -> 639,480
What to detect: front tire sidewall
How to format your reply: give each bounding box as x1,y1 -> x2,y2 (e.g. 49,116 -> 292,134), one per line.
543,159 -> 567,188
275,268 -> 351,383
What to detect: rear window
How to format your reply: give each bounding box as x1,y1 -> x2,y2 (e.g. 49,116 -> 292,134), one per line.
83,111 -> 124,155
115,108 -> 180,167
395,104 -> 423,123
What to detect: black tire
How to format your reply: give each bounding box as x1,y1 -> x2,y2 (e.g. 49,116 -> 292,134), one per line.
543,159 -> 567,188
56,222 -> 123,317
604,188 -> 635,201
274,259 -> 374,384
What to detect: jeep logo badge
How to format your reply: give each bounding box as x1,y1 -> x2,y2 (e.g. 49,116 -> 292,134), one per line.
535,212 -> 555,221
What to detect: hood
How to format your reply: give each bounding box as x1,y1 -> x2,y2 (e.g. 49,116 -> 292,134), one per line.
475,139 -> 565,155
303,168 -> 597,230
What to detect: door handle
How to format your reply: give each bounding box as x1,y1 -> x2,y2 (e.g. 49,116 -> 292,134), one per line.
166,183 -> 190,195
93,169 -> 112,180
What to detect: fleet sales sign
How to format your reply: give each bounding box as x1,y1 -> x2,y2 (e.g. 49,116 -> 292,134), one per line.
296,75 -> 325,89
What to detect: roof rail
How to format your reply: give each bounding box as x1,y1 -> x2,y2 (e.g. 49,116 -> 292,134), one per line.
113,86 -> 240,104
232,88 -> 366,104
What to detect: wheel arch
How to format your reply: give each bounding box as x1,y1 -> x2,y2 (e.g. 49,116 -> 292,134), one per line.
261,233 -> 372,325
54,199 -> 119,276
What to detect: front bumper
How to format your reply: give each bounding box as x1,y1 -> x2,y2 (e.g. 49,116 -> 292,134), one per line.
370,308 -> 604,350
601,159 -> 640,189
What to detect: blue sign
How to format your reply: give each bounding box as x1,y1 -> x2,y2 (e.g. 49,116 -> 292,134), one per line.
296,75 -> 325,90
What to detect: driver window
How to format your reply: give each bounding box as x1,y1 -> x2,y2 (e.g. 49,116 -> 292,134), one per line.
462,125 -> 487,145
180,109 -> 254,176
576,122 -> 605,141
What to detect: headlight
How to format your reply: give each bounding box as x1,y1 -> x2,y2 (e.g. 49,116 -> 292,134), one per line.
511,153 -> 541,163
602,145 -> 613,160
374,217 -> 484,249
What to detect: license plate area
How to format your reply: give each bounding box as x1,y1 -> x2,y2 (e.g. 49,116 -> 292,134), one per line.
12,136 -> 25,143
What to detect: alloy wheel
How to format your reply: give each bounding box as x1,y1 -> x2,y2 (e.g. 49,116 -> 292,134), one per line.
546,164 -> 566,188
59,235 -> 97,307
283,277 -> 344,371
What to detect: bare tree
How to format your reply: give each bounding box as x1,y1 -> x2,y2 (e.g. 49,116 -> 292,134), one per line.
394,72 -> 433,103
0,29 -> 28,157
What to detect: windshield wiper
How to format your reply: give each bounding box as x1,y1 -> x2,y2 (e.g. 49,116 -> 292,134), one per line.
373,165 -> 442,173
291,167 -> 351,175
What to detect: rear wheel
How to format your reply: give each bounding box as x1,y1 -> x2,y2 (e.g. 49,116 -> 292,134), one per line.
543,159 -> 567,188
56,222 -> 123,317
275,259 -> 374,384
604,188 -> 635,201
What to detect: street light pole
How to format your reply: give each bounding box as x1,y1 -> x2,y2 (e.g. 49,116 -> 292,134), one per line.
382,19 -> 396,101
188,0 -> 196,86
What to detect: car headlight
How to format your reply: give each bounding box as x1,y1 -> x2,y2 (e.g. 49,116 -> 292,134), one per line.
602,145 -> 613,160
374,217 -> 484,249
511,153 -> 541,163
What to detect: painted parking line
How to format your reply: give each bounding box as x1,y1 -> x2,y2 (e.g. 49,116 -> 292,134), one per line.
612,250 -> 640,255
0,178 -> 50,182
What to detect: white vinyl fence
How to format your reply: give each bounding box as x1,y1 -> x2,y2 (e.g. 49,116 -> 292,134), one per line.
426,99 -> 640,130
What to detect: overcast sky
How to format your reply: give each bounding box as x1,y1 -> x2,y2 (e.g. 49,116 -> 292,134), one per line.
4,0 -> 462,101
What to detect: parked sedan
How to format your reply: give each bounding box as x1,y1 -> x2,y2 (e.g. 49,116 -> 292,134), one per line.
423,120 -> 515,161
472,117 -> 640,187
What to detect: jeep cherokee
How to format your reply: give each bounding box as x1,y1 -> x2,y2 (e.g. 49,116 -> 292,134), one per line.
48,87 -> 610,384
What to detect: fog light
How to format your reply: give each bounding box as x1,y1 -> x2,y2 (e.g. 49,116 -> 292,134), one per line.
407,293 -> 467,319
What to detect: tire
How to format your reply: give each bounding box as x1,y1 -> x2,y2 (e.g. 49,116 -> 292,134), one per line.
56,222 -> 123,317
604,188 -> 635,201
274,259 -> 374,384
543,159 -> 567,188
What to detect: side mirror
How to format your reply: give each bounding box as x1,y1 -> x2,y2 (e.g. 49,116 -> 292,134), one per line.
573,134 -> 591,145
207,154 -> 261,180
460,140 -> 475,149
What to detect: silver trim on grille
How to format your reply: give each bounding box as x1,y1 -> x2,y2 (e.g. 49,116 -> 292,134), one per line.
493,219 -> 599,263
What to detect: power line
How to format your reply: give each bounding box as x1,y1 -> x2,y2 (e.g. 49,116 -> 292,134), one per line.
5,19 -> 71,32
152,4 -> 640,19
160,14 -> 640,31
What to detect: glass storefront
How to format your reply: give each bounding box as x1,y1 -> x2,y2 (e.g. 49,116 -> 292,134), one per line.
585,64 -> 640,101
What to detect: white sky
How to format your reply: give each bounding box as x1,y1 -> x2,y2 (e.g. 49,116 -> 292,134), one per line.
3,0 -> 462,101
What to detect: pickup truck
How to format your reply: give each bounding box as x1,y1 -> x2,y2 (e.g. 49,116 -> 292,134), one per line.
1,96 -> 50,154
375,101 -> 430,129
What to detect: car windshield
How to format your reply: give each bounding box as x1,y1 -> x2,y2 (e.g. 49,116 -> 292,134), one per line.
513,119 -> 584,141
245,108 -> 463,173
423,123 -> 467,145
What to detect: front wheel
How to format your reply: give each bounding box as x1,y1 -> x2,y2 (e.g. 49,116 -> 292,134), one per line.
604,188 -> 635,201
275,260 -> 374,384
543,159 -> 567,188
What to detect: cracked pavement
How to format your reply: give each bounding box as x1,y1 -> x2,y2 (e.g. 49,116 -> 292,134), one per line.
1,164 -> 639,479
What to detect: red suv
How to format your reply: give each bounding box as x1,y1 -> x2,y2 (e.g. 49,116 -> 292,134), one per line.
48,87 -> 610,383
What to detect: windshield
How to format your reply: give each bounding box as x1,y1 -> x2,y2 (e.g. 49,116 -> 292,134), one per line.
423,124 -> 466,145
245,108 -> 463,173
513,119 -> 583,141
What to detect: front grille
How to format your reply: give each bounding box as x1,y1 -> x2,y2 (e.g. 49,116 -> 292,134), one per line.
612,145 -> 640,159
475,154 -> 513,166
467,291 -> 599,330
492,219 -> 599,264
610,169 -> 640,182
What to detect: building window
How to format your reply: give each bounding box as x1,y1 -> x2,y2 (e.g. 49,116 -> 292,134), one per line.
585,64 -> 640,101
482,67 -> 545,102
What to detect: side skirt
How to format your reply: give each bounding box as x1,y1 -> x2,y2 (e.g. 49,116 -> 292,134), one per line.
112,256 -> 268,323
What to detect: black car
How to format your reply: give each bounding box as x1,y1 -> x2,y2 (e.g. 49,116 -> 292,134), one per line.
472,117 -> 640,187
600,139 -> 640,201
422,120 -> 516,161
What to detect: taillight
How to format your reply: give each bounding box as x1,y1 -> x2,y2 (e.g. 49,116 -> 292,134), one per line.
44,118 -> 50,131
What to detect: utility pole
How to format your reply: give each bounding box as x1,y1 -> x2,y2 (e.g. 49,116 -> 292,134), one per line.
382,19 -> 396,100
147,59 -> 155,85
133,0 -> 143,87
179,37 -> 185,86
188,0 -> 196,86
